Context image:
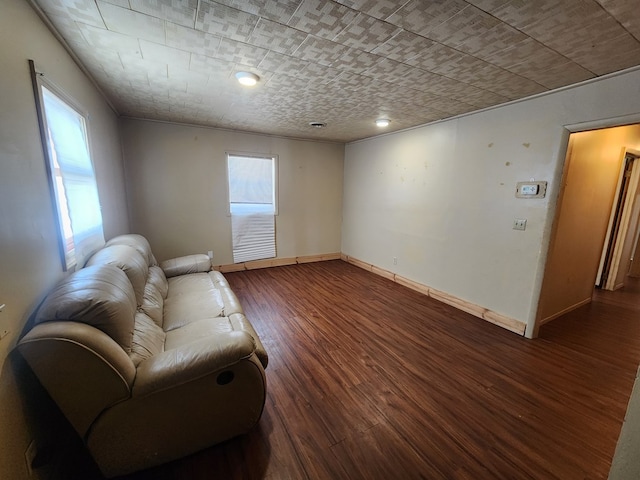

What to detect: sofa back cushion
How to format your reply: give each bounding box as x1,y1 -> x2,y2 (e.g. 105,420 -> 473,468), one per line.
86,245 -> 149,306
33,265 -> 136,353
147,265 -> 168,298
106,233 -> 158,267
140,266 -> 168,327
130,312 -> 166,366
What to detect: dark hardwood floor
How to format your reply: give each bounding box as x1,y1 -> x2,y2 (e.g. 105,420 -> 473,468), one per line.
68,260 -> 640,479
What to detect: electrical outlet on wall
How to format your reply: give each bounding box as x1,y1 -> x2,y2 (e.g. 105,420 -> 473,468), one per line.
513,218 -> 527,231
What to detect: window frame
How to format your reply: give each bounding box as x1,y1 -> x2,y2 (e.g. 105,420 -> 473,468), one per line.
30,60 -> 103,271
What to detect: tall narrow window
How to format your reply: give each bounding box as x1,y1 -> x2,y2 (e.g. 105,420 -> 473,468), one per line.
32,62 -> 104,270
227,154 -> 277,263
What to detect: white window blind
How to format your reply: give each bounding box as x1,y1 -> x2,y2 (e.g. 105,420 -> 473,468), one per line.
40,85 -> 104,269
227,154 -> 277,263
231,214 -> 276,263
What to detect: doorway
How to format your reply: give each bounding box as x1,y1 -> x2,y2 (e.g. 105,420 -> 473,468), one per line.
535,124 -> 640,331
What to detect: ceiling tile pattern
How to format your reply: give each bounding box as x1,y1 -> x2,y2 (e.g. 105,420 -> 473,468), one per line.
333,12 -> 400,51
330,47 -> 379,74
31,0 -> 640,142
195,1 -> 258,41
165,22 -> 221,57
387,0 -> 468,37
248,18 -> 308,55
288,0 -> 358,40
370,29 -> 434,63
129,0 -> 197,27
595,0 -> 640,41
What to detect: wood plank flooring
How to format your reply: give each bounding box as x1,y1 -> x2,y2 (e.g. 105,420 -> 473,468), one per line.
67,261 -> 640,479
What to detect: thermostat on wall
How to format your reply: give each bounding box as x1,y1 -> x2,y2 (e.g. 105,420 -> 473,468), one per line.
516,181 -> 547,198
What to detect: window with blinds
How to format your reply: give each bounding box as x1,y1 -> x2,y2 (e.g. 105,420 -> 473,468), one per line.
227,154 -> 277,263
32,63 -> 104,270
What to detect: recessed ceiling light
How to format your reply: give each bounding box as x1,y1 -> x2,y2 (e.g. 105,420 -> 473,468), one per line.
235,71 -> 259,87
309,121 -> 327,128
376,118 -> 390,127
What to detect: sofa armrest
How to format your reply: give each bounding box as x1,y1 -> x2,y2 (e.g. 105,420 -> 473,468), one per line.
17,321 -> 136,437
133,331 -> 256,397
160,254 -> 211,277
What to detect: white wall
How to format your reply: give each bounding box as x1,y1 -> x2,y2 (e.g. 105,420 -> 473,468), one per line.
120,118 -> 344,264
342,67 -> 640,335
0,0 -> 128,478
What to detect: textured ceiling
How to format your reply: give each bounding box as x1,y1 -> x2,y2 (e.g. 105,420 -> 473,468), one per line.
32,0 -> 640,142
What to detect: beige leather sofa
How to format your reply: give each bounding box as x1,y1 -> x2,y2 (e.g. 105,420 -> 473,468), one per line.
17,234 -> 268,477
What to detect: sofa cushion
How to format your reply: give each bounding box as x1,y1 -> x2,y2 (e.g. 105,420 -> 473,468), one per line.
166,273 -> 217,297
163,273 -> 227,331
163,317 -> 234,351
147,266 -> 168,299
166,271 -> 242,313
86,245 -> 149,306
163,288 -> 225,331
33,265 -> 136,353
106,234 -> 158,267
140,268 -> 167,327
130,312 -> 166,366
